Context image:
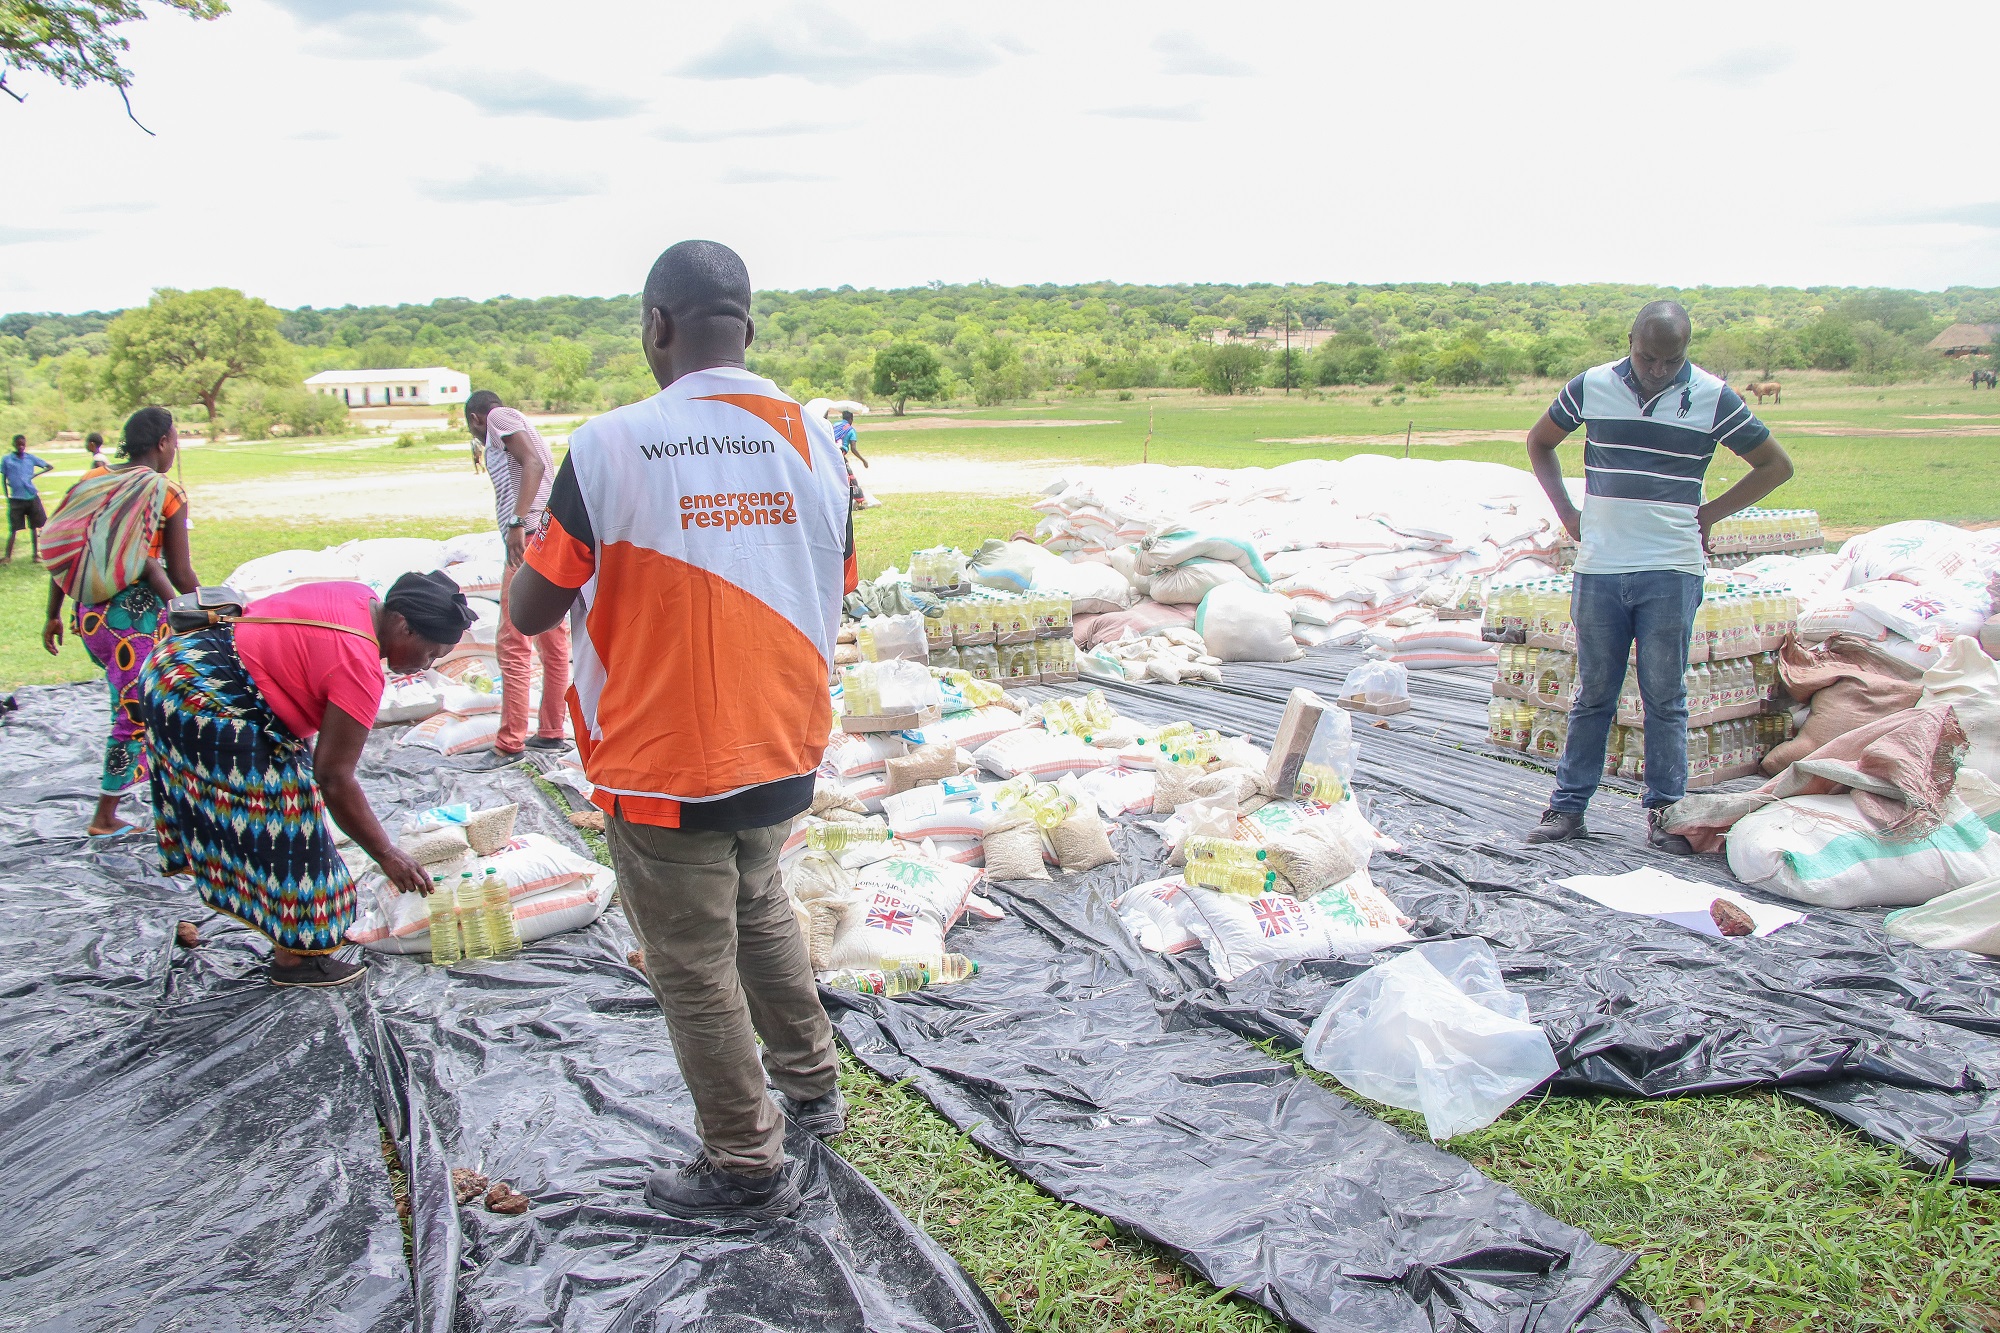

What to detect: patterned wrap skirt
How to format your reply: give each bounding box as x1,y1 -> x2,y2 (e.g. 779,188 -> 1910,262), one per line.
140,626 -> 356,954
77,583 -> 164,796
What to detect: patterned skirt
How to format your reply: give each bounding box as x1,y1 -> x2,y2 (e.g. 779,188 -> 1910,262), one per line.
77,584 -> 164,795
140,627 -> 356,954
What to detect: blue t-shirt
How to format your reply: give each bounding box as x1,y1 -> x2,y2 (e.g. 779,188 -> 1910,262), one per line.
2,452 -> 49,500
1546,359 -> 1770,576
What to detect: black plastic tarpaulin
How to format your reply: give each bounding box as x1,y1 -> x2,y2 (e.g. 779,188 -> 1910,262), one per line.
831,851 -> 1662,1333
350,750 -> 1007,1333
0,684 -> 1008,1333
1063,646 -> 2000,1184
0,685 -> 415,1333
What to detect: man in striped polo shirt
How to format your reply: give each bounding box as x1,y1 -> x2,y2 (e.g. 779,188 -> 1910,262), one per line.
1523,300 -> 1794,851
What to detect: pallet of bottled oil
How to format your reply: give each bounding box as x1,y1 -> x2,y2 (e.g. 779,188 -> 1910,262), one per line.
1483,570 -> 1801,788
1702,506 -> 1824,569
909,547 -> 1077,688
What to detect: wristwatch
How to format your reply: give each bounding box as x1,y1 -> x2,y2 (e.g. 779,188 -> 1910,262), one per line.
505,516 -> 528,530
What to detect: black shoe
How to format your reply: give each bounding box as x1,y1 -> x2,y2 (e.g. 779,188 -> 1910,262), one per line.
1524,808 -> 1586,845
1647,809 -> 1696,855
270,954 -> 367,988
644,1156 -> 803,1220
782,1089 -> 846,1139
525,736 -> 571,750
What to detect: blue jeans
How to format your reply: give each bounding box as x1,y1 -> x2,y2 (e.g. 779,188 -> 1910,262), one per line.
1551,571 -> 1705,813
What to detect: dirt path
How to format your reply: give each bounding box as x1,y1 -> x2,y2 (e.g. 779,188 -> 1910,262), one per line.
190,453 -> 1072,521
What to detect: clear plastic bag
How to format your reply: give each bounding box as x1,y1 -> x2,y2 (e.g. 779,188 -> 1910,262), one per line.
1302,938 -> 1557,1140
1338,660 -> 1410,705
1292,703 -> 1356,802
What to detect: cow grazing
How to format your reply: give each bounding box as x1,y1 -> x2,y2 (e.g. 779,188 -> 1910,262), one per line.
1743,380 -> 1782,404
1972,369 -> 1997,389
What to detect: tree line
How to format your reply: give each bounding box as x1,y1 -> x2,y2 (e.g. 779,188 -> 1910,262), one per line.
4,280 -> 1997,442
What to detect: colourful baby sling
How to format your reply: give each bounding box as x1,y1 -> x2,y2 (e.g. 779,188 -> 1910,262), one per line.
42,468 -> 170,606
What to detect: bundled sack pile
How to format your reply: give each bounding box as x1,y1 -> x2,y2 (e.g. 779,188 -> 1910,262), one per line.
226,531 -> 553,734
1111,698 -> 1417,982
343,802 -> 616,953
1027,456 -> 1569,665
1662,635 -> 2000,940
1731,520 -> 2000,674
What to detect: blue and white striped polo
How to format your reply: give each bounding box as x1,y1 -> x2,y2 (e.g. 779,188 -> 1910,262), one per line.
1546,358 -> 1770,576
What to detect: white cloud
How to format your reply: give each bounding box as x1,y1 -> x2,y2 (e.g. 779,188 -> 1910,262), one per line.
717,166 -> 833,185
0,226 -> 93,246
418,70 -> 643,121
1089,101 -> 1203,122
1686,49 -> 1796,84
1151,31 -> 1250,77
1870,202 -> 2000,229
654,119 -> 845,143
417,167 -> 606,204
269,0 -> 466,59
679,4 -> 1004,82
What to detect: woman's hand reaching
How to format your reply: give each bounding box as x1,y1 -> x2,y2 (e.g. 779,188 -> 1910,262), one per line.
377,845 -> 434,896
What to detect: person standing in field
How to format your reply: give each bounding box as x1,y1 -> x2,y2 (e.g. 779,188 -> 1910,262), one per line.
831,408 -> 878,509
4,434 -> 54,564
464,389 -> 571,756
39,407 -> 199,836
83,432 -> 107,473
510,239 -> 856,1220
1522,300 -> 1793,852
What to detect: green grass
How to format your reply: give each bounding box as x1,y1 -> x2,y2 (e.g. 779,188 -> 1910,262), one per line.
1258,1041 -> 2000,1333
858,376 -> 2000,532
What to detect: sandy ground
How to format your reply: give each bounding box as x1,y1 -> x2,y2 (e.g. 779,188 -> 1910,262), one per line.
1258,429 -> 1519,448
855,416 -> 1117,432
190,453 -> 1076,521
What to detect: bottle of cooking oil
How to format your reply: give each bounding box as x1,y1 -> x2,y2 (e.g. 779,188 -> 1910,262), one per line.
1184,860 -> 1278,897
479,864 -> 521,955
427,874 -> 462,964
455,870 -> 491,959
1184,836 -> 1269,872
807,820 -> 894,853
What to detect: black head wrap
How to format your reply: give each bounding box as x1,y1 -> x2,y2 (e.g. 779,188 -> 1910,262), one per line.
383,571 -> 478,645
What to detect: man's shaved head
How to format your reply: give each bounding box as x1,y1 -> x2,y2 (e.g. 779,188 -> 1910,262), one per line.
1632,299 -> 1691,344
644,240 -> 752,324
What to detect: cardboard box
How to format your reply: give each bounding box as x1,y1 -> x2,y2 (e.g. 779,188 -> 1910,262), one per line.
842,705 -> 941,735
1266,687 -> 1328,795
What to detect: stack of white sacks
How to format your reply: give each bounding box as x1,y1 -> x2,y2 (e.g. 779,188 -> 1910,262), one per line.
1729,520 -> 2000,672
796,674 -> 1416,985
226,531 -> 541,744
1027,457 -> 1569,670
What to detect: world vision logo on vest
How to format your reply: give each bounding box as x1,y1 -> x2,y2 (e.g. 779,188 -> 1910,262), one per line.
694,394 -> 815,470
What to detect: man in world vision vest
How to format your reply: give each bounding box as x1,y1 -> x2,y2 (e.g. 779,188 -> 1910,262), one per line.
512,240 -> 857,1220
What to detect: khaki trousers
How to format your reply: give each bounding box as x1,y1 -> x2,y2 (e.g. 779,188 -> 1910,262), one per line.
608,815 -> 837,1175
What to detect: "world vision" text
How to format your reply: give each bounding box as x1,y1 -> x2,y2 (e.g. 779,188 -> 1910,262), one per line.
639,435 -> 776,459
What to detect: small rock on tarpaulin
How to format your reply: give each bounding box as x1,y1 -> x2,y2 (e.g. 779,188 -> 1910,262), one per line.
1710,898 -> 1756,937
451,1168 -> 489,1205
485,1182 -> 530,1215
175,922 -> 201,948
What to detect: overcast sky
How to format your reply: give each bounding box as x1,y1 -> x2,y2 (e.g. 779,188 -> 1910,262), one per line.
2,0 -> 1994,314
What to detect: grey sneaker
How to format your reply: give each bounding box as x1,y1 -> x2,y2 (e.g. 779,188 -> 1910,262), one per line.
1524,809 -> 1586,845
782,1089 -> 847,1139
270,954 -> 367,988
1647,809 -> 1696,855
644,1156 -> 803,1221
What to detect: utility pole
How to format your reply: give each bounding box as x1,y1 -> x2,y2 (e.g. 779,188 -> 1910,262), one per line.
1405,420 -> 1413,458
1144,404 -> 1154,463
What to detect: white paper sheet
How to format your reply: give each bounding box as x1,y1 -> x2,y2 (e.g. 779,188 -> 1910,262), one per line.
1554,867 -> 1806,939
